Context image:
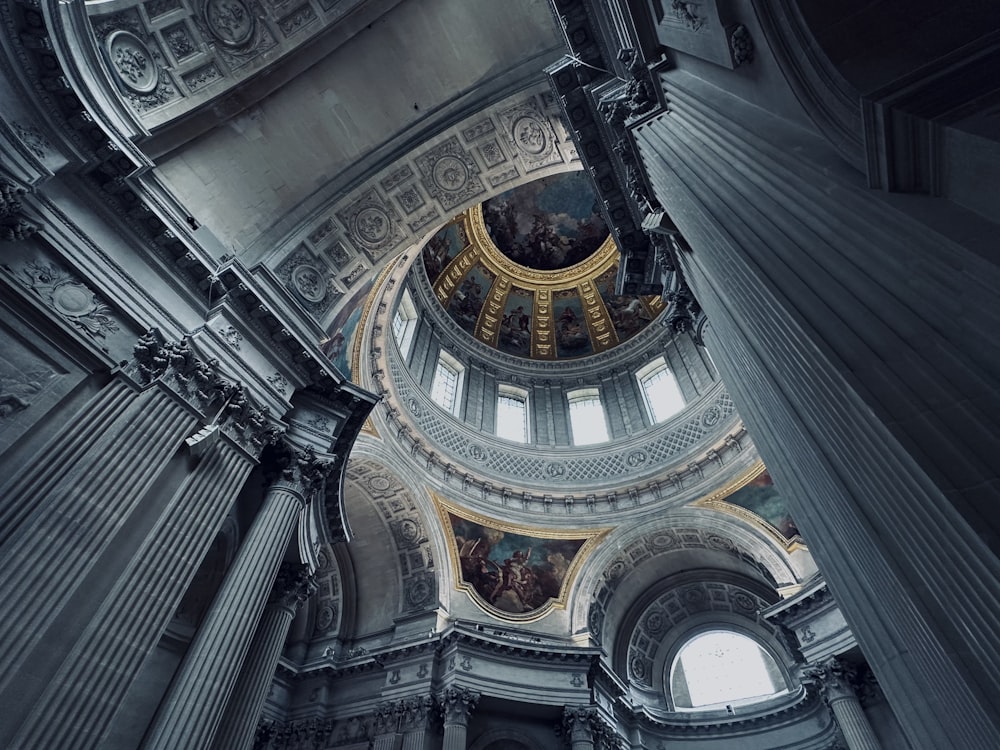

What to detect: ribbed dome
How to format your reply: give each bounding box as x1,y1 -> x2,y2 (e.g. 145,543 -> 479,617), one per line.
421,172 -> 665,361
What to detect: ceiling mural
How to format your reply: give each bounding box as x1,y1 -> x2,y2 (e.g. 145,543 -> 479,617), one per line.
421,172 -> 665,361
696,463 -> 803,548
481,171 -> 607,271
435,494 -> 609,622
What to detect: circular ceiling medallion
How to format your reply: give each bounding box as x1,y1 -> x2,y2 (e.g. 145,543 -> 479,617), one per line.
105,31 -> 159,94
291,264 -> 326,302
204,0 -> 255,47
513,116 -> 547,154
432,156 -> 470,191
355,207 -> 391,244
367,475 -> 392,492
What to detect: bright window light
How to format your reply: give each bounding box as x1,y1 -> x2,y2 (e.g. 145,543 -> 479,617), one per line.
430,351 -> 464,416
496,386 -> 528,443
671,631 -> 783,709
638,357 -> 685,424
567,388 -> 609,445
392,289 -> 417,359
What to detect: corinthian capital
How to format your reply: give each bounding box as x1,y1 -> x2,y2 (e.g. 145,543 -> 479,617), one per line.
265,441 -> 334,498
439,687 -> 479,725
270,562 -> 318,614
803,656 -> 860,702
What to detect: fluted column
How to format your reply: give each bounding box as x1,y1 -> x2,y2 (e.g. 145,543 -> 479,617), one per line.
440,687 -> 479,750
0,373 -> 199,710
399,695 -> 436,750
807,659 -> 881,750
632,66 -> 1000,748
211,563 -> 317,750
7,436 -> 256,748
142,444 -> 331,750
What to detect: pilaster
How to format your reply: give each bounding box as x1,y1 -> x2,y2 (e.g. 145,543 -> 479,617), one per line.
632,65 -> 1000,748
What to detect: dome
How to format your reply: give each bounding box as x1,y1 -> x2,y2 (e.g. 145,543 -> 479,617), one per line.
422,171 -> 665,361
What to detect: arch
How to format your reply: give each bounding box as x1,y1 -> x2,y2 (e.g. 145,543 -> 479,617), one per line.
663,623 -> 793,713
339,457 -> 440,637
572,507 -> 802,638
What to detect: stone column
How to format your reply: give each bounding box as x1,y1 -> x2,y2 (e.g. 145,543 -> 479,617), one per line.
399,695 -> 436,750
807,659 -> 881,750
440,687 -> 479,750
371,701 -> 403,750
142,444 -> 331,750
0,377 -> 197,693
210,563 -> 317,750
7,436 -> 257,748
562,707 -> 596,750
632,66 -> 1000,748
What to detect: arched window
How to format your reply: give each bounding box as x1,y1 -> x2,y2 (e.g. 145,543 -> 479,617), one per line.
670,630 -> 786,710
431,350 -> 465,416
496,385 -> 529,443
567,387 -> 609,445
392,288 -> 418,359
637,357 -> 685,424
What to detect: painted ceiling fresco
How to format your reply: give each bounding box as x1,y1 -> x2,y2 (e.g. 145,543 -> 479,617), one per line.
436,495 -> 608,621
481,172 -> 608,271
698,464 -> 802,546
422,172 -> 665,361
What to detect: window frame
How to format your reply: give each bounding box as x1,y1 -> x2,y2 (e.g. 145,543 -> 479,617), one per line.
430,349 -> 465,417
495,384 -> 529,444
637,356 -> 686,425
567,387 -> 610,446
392,288 -> 418,360
667,627 -> 789,712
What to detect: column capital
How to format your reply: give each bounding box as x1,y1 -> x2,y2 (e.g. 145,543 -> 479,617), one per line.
804,657 -> 861,703
398,695 -> 436,733
439,686 -> 479,726
269,562 -> 317,615
561,706 -> 622,749
264,442 -> 333,500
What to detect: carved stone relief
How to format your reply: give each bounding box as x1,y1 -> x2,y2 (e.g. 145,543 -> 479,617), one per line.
336,188 -> 407,261
346,458 -> 438,613
8,260 -> 120,346
415,135 -> 487,212
92,11 -> 178,112
274,245 -> 340,317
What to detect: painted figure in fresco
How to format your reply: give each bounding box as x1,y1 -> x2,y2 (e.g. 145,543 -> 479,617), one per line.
451,277 -> 485,330
557,306 -> 588,350
457,537 -> 500,598
499,305 -> 531,352
491,548 -> 541,612
607,295 -> 651,339
320,331 -> 345,361
422,235 -> 449,282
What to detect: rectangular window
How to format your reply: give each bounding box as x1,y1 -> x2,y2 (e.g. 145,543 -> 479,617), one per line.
392,289 -> 417,359
568,388 -> 609,445
496,385 -> 528,443
638,357 -> 686,424
430,350 -> 464,416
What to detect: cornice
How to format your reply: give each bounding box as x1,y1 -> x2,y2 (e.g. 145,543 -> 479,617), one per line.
628,684 -> 821,735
